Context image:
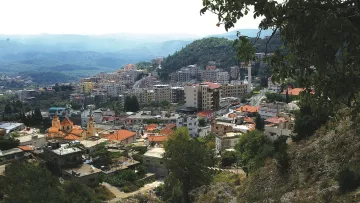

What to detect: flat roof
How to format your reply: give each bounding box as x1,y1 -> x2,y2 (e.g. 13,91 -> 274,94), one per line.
0,148 -> 23,157
0,123 -> 24,130
16,134 -> 46,143
143,148 -> 165,159
52,144 -> 83,155
80,138 -> 108,149
64,163 -> 102,177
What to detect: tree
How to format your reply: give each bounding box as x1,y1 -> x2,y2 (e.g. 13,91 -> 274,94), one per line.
4,104 -> 11,115
198,118 -> 206,127
235,130 -> 274,173
33,108 -> 43,126
255,113 -> 264,131
124,96 -> 140,112
285,89 -> 290,104
201,0 -> 360,126
90,143 -> 112,167
0,137 -> 19,150
164,128 -> 213,203
221,151 -> 237,168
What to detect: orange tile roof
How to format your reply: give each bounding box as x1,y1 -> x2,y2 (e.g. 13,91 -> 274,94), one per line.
105,130 -> 136,141
61,117 -> 74,126
165,123 -> 176,129
64,134 -> 82,141
201,82 -> 222,89
198,111 -> 215,117
281,88 -> 305,96
148,135 -> 168,142
265,116 -> 288,124
145,124 -> 158,131
70,129 -> 84,136
236,105 -> 259,113
48,131 -> 66,138
159,128 -> 174,136
243,117 -> 255,124
18,145 -> 34,151
49,127 -> 59,133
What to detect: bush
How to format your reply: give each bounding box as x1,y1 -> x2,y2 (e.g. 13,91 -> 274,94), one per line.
132,146 -> 148,154
221,151 -> 237,167
337,167 -> 360,193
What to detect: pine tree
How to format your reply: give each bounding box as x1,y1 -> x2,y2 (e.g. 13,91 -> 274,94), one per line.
255,113 -> 264,131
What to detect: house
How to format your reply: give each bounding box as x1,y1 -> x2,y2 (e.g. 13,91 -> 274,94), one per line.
145,124 -> 158,131
63,163 -> 102,186
258,102 -> 287,119
264,114 -> 294,141
159,128 -> 174,136
0,122 -> 25,135
176,114 -> 198,137
16,133 -> 47,149
146,135 -> 168,146
236,105 -> 259,115
0,148 -> 25,164
104,129 -> 137,144
143,148 -> 167,177
211,121 -> 255,135
43,141 -> 84,168
215,132 -> 243,155
197,111 -> 216,122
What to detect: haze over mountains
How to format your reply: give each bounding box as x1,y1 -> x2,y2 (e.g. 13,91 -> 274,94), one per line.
0,29 -> 273,79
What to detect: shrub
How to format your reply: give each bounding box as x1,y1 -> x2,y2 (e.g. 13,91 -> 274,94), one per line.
337,167 -> 360,193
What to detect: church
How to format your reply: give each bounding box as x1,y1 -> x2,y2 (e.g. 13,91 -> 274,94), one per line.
48,114 -> 97,141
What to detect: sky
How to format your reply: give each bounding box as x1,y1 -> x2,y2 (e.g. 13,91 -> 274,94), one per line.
0,0 -> 262,36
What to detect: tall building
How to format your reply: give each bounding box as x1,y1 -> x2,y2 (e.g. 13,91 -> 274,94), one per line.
230,66 -> 240,80
200,69 -> 219,82
177,70 -> 191,82
153,85 -> 172,103
171,87 -> 185,103
184,82 -> 222,111
176,114 -> 198,137
221,83 -> 248,98
216,72 -> 230,84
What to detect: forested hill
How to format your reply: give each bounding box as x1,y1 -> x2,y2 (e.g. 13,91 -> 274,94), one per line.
160,35 -> 282,74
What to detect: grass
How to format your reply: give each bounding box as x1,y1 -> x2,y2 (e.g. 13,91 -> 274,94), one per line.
93,185 -> 116,201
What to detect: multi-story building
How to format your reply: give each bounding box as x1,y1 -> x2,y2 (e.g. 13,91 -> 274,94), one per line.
201,69 -> 219,82
264,114 -> 294,141
80,82 -> 95,94
170,72 -> 178,83
230,66 -> 240,80
187,64 -> 202,78
171,87 -> 185,103
215,132 -> 242,154
216,71 -> 230,84
268,76 -> 282,93
184,82 -> 222,111
99,82 -> 126,97
177,70 -> 191,83
176,114 -> 198,137
221,83 -> 248,98
134,90 -> 154,105
48,107 -> 71,120
153,85 -> 172,103
258,102 -> 287,119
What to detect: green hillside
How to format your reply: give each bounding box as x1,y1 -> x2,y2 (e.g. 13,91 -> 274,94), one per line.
160,35 -> 282,76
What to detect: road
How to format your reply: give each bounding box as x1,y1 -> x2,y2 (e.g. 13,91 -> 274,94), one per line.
103,180 -> 163,202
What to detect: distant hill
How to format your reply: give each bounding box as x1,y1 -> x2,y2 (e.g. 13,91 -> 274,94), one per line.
160,34 -> 283,76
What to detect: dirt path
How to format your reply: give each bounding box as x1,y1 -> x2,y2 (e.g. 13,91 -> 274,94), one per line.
103,180 -> 163,202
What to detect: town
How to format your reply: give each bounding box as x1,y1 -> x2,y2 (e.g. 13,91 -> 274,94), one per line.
0,52 -> 303,202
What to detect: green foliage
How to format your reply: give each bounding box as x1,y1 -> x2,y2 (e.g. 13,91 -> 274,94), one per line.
156,173 -> 183,203
90,143 -> 112,167
337,167 -> 360,193
0,162 -> 105,203
124,96 -> 140,112
0,137 -> 19,151
255,113 -> 265,131
221,151 -> 237,168
198,118 -> 206,127
236,130 -> 274,173
164,127 -> 213,203
132,146 -> 148,154
213,171 -> 240,186
273,136 -> 290,173
196,133 -> 216,150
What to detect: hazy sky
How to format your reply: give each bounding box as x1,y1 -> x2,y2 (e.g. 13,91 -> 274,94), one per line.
0,0 -> 262,36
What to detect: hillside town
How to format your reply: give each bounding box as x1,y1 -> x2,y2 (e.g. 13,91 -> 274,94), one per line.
0,52 -> 306,201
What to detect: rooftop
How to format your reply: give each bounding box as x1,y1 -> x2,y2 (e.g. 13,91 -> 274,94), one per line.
51,144 -> 83,156
64,163 -> 102,177
148,135 -> 168,142
143,147 -> 165,158
80,138 -> 108,149
0,148 -> 23,157
0,122 -> 24,131
105,130 -> 136,141
16,134 -> 46,143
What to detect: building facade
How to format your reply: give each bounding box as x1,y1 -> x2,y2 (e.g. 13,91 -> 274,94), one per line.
221,83 -> 248,98
176,114 -> 198,137
153,85 -> 172,103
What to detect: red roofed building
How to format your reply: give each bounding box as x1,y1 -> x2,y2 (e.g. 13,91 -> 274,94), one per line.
105,130 -> 137,144
198,110 -> 216,121
146,135 -> 168,146
264,114 -> 294,141
159,128 -> 174,136
184,82 -> 221,111
165,123 -> 176,129
145,124 -> 158,131
236,105 -> 259,113
206,66 -> 216,70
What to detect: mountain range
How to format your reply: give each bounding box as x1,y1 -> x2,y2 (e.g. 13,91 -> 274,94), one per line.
0,29 -> 273,82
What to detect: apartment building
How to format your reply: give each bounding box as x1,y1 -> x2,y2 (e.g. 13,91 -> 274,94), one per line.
171,87 -> 185,103
184,82 -> 222,111
230,66 -> 240,80
80,82 -> 95,94
221,83 -> 248,98
154,85 -> 172,103
216,71 -> 230,84
201,69 -> 219,82
176,114 -> 198,137
99,82 -> 126,97
178,70 -> 191,82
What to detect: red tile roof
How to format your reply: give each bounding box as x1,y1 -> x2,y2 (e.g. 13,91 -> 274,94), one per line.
148,135 -> 168,142
159,128 -> 174,136
145,124 -> 158,131
105,130 -> 136,141
236,105 -> 259,113
64,134 -> 82,141
198,111 -> 215,117
265,116 -> 288,124
165,123 -> 176,129
201,82 -> 222,89
18,145 -> 34,151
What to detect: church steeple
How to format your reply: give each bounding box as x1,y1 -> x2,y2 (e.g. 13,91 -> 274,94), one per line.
52,114 -> 61,129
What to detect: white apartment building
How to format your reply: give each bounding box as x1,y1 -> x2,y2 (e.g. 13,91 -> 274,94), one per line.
100,82 -> 126,97
176,114 -> 198,137
154,85 -> 172,103
268,76 -> 282,93
216,71 -> 230,84
178,70 -> 191,82
184,85 -> 199,109
201,69 -> 219,82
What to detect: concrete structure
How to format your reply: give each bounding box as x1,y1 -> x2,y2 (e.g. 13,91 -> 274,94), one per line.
258,102 -> 287,119
153,85 -> 172,103
268,77 -> 282,93
0,148 -> 25,163
176,114 -> 198,137
230,66 -> 240,80
171,87 -> 185,103
63,163 -> 102,186
48,107 -> 71,120
215,132 -> 243,154
216,71 -> 230,84
143,148 -> 168,177
184,82 -> 222,111
44,142 -> 84,168
127,111 -> 179,125
80,82 -> 95,94
264,114 -> 294,141
0,122 -> 25,134
17,133 -> 47,149
211,121 -> 254,135
221,83 -> 248,98
201,69 -> 219,82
